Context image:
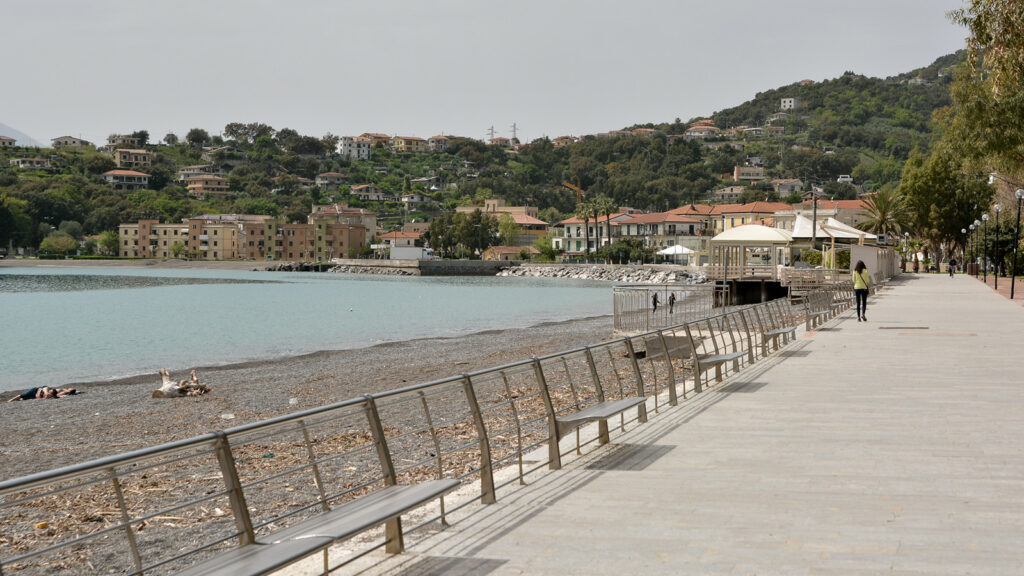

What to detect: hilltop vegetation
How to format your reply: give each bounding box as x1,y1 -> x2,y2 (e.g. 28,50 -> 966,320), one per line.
0,52 -> 965,253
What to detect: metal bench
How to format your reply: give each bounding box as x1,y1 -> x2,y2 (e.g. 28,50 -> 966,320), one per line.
684,311 -> 749,392
175,480 -> 460,576
760,299 -> 798,355
535,346 -> 649,470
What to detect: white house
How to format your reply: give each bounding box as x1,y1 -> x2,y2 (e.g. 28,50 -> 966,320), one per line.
338,136 -> 372,161
102,170 -> 150,191
51,136 -> 93,148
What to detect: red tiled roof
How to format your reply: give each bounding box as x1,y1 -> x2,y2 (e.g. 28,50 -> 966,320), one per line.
618,212 -> 701,225
719,201 -> 793,214
381,231 -> 421,240
669,204 -> 717,216
508,213 -> 548,226
797,199 -> 868,210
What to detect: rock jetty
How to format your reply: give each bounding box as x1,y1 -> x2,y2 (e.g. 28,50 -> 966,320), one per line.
328,264 -> 415,276
497,264 -> 706,284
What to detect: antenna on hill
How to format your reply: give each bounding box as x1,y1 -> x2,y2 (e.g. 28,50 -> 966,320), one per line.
487,126 -> 497,141
510,122 -> 518,140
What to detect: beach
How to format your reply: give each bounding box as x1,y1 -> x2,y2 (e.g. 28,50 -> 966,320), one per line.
0,312 -> 613,480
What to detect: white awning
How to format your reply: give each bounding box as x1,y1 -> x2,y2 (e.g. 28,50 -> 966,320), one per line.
656,245 -> 695,255
711,224 -> 792,243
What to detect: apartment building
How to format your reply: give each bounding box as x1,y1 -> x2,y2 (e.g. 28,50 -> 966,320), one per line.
101,170 -> 150,191
51,136 -> 93,148
338,136 -> 372,160
118,219 -> 188,258
184,174 -> 229,198
112,148 -> 152,169
391,136 -> 427,153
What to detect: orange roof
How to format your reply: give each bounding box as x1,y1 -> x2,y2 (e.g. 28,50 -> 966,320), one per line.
102,170 -> 150,176
797,199 -> 868,210
617,212 -> 701,225
396,136 -> 425,141
669,204 -> 717,216
719,201 -> 793,214
508,213 -> 548,226
381,231 -> 421,240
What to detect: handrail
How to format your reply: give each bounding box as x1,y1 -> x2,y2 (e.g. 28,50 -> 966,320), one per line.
0,295 -> 831,575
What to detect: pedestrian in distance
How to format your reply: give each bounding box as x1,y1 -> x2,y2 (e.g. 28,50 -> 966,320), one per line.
652,292 -> 659,313
668,292 -> 676,314
853,260 -> 870,322
949,257 -> 956,278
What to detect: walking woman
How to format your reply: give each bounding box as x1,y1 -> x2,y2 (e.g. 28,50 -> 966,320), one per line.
853,260 -> 870,322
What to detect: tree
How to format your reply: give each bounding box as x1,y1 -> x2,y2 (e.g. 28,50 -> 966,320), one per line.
185,128 -> 211,148
574,200 -> 594,257
98,230 -> 119,256
945,1 -> 1024,178
592,195 -> 618,252
498,213 -> 520,246
171,241 -> 186,258
130,130 -> 150,147
857,187 -> 912,237
898,144 -> 993,259
40,233 -> 78,255
58,220 -> 83,239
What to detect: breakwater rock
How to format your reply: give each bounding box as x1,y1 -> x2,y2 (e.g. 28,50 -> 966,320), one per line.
328,264 -> 415,276
497,264 -> 706,284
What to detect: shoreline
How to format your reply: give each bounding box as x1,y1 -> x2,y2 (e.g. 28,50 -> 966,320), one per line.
48,313 -> 614,392
0,313 -> 615,479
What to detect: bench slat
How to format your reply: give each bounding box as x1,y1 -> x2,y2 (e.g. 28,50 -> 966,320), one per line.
555,397 -> 646,431
175,480 -> 459,576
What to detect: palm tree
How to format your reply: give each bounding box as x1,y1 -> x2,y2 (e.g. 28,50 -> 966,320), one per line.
857,188 -> 912,238
593,195 -> 618,256
574,200 -> 593,258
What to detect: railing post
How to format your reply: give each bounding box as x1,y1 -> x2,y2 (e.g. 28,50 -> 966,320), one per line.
108,467 -> 143,572
499,371 -> 527,485
584,348 -> 610,444
213,431 -> 255,546
623,339 -> 648,423
416,391 -> 451,524
533,358 -> 562,470
656,331 -> 679,406
298,420 -> 330,513
462,375 -> 496,504
363,395 -> 403,553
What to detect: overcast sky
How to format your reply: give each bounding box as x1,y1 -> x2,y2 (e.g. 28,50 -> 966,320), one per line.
2,0 -> 968,146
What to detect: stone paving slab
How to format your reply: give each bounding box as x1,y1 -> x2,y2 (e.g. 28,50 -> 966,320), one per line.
359,274 -> 1024,575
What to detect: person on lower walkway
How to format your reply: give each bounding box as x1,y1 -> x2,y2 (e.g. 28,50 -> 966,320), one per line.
853,260 -> 870,321
668,292 -> 676,314
652,292 -> 659,313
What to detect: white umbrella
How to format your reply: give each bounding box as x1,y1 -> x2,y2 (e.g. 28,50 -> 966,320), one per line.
656,245 -> 694,255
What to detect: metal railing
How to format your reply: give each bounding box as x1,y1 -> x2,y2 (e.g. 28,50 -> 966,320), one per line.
613,284 -> 714,334
0,293 -> 843,576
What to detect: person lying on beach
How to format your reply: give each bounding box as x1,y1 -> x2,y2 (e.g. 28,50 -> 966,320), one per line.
7,387 -> 77,402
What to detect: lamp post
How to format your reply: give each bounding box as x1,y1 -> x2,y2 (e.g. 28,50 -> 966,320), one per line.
1013,189 -> 1024,299
994,204 -> 1002,289
969,224 -> 976,274
974,219 -> 982,275
962,228 -> 968,272
982,214 -> 989,283
903,232 -> 910,272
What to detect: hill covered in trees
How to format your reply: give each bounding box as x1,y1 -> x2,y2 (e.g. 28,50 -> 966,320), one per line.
0,51 -> 964,254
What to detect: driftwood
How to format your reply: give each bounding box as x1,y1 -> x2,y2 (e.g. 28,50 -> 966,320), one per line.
152,369 -> 212,398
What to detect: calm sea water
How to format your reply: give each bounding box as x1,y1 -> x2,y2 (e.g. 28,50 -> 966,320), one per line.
0,267 -> 612,391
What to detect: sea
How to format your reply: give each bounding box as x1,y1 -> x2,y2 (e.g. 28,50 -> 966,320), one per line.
0,267 -> 612,392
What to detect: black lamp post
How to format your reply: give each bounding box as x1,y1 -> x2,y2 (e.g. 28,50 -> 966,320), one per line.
982,213 -> 990,283
1013,189 -> 1023,299
994,204 -> 1002,289
974,219 -> 982,275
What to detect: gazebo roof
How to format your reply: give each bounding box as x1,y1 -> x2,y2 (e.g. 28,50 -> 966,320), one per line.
711,225 -> 792,244
791,215 -> 876,240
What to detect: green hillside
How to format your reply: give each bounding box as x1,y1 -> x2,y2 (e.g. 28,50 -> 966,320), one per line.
0,52 -> 965,254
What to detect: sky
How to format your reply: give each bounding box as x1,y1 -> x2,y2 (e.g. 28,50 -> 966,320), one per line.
1,0 -> 970,146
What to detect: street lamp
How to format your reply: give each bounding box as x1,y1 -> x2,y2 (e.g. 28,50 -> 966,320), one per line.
982,213 -> 990,283
903,232 -> 910,271
962,228 -> 968,273
969,224 -> 975,274
994,204 -> 1002,289
1013,189 -> 1024,299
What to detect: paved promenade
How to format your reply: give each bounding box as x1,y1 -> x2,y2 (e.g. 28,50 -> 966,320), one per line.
351,273 -> 1024,576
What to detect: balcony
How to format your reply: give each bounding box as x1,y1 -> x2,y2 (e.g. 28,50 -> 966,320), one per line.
199,234 -> 209,241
